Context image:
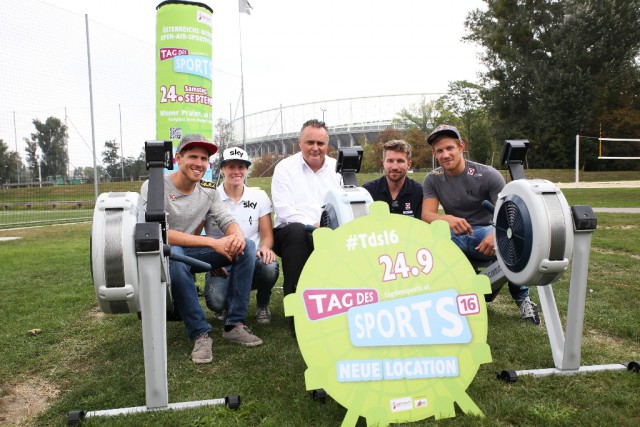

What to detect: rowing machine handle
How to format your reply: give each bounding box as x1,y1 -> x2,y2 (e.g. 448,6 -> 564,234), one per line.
166,245 -> 212,272
482,200 -> 495,214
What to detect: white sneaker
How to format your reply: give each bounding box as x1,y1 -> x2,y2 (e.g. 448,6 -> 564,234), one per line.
222,324 -> 263,347
191,334 -> 213,364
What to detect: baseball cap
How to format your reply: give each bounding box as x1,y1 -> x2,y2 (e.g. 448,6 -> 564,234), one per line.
427,124 -> 462,145
221,147 -> 251,167
176,133 -> 218,156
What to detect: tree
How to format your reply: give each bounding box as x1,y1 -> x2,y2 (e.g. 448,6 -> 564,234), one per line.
392,98 -> 445,171
72,167 -> 85,179
211,119 -> 235,172
443,81 -> 483,144
465,0 -> 640,169
76,165 -> 106,183
360,128 -> 403,173
464,114 -> 497,165
394,97 -> 440,134
250,153 -> 282,178
24,138 -> 38,179
25,117 -> 70,180
392,84 -> 498,168
404,127 -> 432,171
440,81 -> 496,164
0,140 -> 22,184
122,151 -> 148,181
101,139 -> 120,181
74,166 -> 97,181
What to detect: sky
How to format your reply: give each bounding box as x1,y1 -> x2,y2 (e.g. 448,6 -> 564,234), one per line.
0,0 -> 487,169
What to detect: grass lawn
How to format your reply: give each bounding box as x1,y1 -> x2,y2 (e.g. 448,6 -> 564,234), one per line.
0,205 -> 639,425
1,169 -> 638,229
1,169 -> 638,204
249,173 -> 640,208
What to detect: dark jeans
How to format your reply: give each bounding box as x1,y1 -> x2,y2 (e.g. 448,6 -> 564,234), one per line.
273,223 -> 314,296
169,239 -> 256,340
204,258 -> 279,312
451,225 -> 529,302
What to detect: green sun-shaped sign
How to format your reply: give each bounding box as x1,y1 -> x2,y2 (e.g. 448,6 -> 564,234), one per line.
284,202 -> 492,426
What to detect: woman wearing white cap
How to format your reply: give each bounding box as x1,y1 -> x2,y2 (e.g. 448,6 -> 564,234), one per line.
204,147 -> 279,324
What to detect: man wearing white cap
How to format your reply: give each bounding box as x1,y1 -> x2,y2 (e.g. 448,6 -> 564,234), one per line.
204,147 -> 279,325
421,124 -> 540,325
141,134 -> 263,365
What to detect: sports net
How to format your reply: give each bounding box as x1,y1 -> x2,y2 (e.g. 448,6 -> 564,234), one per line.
597,137 -> 640,160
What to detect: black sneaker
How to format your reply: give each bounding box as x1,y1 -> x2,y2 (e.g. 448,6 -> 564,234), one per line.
255,307 -> 271,325
211,309 -> 226,321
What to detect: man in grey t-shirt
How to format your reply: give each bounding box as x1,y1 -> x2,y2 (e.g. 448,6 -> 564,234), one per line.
421,124 -> 539,325
140,134 -> 263,364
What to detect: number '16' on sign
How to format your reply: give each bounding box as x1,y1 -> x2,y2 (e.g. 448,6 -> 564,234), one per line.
379,249 -> 434,282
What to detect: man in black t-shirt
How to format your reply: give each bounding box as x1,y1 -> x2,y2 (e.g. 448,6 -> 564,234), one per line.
363,140 -> 423,219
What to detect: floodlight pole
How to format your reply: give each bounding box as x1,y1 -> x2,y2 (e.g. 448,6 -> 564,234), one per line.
37,154 -> 42,188
13,111 -> 20,184
238,13 -> 247,152
280,104 -> 285,155
85,14 -> 99,199
119,104 -> 124,180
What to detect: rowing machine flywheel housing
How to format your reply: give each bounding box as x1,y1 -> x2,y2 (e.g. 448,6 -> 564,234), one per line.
494,179 -> 574,286
91,192 -> 145,314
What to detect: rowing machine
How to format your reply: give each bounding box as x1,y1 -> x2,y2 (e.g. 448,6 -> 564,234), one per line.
491,141 -> 638,381
68,141 -> 239,425
320,146 -> 373,229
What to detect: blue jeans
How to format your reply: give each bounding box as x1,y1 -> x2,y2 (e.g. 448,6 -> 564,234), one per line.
169,239 -> 256,340
204,258 -> 279,312
450,225 -> 529,301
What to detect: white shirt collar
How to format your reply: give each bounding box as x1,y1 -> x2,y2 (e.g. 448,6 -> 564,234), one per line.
298,151 -> 329,173
218,183 -> 248,203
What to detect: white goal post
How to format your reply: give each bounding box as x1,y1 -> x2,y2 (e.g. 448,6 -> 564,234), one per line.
575,135 -> 640,187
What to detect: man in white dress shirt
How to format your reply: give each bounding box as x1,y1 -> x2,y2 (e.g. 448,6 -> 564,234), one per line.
271,119 -> 342,317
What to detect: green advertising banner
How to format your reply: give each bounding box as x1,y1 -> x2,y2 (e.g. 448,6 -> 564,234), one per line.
156,1 -> 213,170
284,202 -> 493,426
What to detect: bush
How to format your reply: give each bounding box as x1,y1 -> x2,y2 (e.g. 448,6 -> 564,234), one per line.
250,153 -> 283,178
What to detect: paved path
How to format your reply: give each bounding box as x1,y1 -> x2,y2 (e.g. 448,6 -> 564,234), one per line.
555,180 -> 640,189
554,181 -> 639,213
592,207 -> 640,214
